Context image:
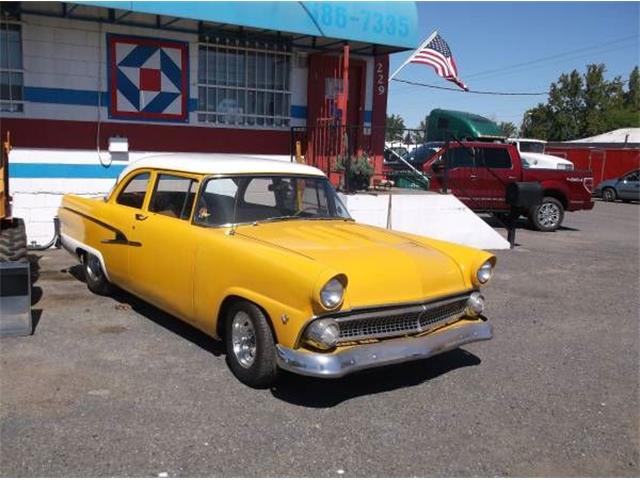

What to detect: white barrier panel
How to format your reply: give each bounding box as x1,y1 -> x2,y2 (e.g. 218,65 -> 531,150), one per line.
342,192 -> 510,250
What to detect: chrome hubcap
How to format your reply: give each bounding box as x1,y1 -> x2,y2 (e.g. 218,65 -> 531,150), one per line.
603,190 -> 614,201
538,202 -> 560,228
85,255 -> 102,283
231,311 -> 256,368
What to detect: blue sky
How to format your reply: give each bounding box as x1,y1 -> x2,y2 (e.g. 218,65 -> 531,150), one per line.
387,1 -> 640,128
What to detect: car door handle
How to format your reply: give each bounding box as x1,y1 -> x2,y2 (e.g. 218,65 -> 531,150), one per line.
469,174 -> 478,179
135,213 -> 148,221
507,176 -> 517,180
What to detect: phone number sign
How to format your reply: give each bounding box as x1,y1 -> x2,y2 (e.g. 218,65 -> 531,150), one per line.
305,2 -> 417,48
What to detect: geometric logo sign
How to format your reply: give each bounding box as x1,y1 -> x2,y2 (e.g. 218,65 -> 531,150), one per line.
107,34 -> 189,122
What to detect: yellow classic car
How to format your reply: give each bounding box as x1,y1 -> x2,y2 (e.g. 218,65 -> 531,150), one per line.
58,154 -> 496,388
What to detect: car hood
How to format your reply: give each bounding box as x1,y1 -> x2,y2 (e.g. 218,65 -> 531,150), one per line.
235,220 -> 469,308
520,152 -> 574,167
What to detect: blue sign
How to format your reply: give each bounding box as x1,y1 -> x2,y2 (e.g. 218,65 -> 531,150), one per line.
75,1 -> 419,49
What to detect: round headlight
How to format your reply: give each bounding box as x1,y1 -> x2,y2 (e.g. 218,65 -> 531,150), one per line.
304,318 -> 340,350
320,278 -> 344,309
477,261 -> 494,285
465,292 -> 485,317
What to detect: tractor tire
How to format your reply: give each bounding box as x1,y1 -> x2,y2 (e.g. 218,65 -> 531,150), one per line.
0,218 -> 27,262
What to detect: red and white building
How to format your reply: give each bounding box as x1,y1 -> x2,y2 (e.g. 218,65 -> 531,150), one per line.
0,1 -> 419,243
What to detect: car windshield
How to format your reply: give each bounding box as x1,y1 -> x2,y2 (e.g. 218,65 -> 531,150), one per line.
194,175 -> 351,226
519,141 -> 545,154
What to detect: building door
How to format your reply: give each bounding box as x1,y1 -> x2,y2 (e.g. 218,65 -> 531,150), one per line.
306,52 -> 365,181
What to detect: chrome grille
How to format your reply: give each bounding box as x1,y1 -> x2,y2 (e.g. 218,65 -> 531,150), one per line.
335,295 -> 470,343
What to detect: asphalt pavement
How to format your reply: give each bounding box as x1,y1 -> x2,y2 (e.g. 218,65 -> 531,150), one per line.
1,200 -> 638,476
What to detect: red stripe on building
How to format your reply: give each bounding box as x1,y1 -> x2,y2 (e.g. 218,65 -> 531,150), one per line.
1,118 -> 291,154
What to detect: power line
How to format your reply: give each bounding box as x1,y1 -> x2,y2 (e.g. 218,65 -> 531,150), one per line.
391,78 -> 549,96
463,34 -> 639,81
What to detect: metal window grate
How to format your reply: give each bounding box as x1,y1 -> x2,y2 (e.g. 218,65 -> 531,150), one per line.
197,38 -> 291,129
0,20 -> 24,113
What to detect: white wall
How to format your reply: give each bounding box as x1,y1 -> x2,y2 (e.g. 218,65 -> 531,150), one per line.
5,12 -> 310,127
342,192 -> 511,250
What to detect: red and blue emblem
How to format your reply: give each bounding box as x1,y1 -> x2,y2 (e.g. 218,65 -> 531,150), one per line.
108,34 -> 189,122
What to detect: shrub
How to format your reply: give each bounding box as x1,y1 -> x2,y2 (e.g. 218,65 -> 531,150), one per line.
336,154 -> 374,191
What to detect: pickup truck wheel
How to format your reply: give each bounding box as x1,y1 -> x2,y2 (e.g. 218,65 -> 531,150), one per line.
601,188 -> 616,202
82,252 -> 113,295
529,197 -> 564,232
225,301 -> 278,388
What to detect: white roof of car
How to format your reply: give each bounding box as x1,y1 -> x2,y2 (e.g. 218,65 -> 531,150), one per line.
117,153 -> 326,181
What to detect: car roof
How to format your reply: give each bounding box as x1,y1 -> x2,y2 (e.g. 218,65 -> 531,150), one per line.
117,153 -> 326,181
507,138 -> 547,144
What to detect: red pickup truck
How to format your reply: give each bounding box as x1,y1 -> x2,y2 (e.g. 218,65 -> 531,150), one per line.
421,141 -> 595,231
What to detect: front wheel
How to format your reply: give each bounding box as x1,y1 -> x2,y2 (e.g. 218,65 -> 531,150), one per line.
602,187 -> 616,202
528,197 -> 564,232
225,300 -> 278,388
83,252 -> 113,295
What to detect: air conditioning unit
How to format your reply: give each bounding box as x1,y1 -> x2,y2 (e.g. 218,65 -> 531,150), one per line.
108,136 -> 129,153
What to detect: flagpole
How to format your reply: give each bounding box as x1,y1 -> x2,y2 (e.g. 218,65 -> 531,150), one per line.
388,30 -> 438,82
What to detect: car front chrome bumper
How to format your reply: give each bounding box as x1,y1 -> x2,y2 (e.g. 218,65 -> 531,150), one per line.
275,320 -> 493,378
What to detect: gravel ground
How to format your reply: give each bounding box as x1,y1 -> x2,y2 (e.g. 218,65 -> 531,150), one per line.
1,200 -> 638,477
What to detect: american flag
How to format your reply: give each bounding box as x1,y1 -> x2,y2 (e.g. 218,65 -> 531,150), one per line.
410,33 -> 468,91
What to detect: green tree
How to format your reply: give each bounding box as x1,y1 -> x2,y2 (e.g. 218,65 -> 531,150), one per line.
625,66 -> 640,111
498,121 -> 518,137
410,115 -> 429,144
521,104 -> 553,140
521,64 -> 639,141
385,113 -> 406,142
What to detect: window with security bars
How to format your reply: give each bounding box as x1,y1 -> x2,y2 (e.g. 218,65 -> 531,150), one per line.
197,39 -> 291,128
0,22 -> 23,113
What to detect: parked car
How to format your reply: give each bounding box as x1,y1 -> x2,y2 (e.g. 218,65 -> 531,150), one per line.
421,142 -> 594,231
58,154 -> 496,388
507,138 -> 575,170
594,169 -> 640,202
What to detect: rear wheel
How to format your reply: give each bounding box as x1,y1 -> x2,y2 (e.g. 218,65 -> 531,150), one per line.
0,218 -> 27,262
224,300 -> 278,388
82,252 -> 113,295
602,187 -> 616,202
528,197 -> 564,232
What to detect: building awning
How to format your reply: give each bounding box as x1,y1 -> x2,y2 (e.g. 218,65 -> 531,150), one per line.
70,1 -> 419,53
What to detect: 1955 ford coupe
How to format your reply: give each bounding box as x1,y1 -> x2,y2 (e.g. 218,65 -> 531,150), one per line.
58,154 -> 496,388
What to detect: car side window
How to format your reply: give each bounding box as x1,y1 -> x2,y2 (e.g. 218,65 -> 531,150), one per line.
625,171 -> 639,182
149,174 -> 199,220
116,172 -> 150,209
481,148 -> 512,169
446,148 -> 475,168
